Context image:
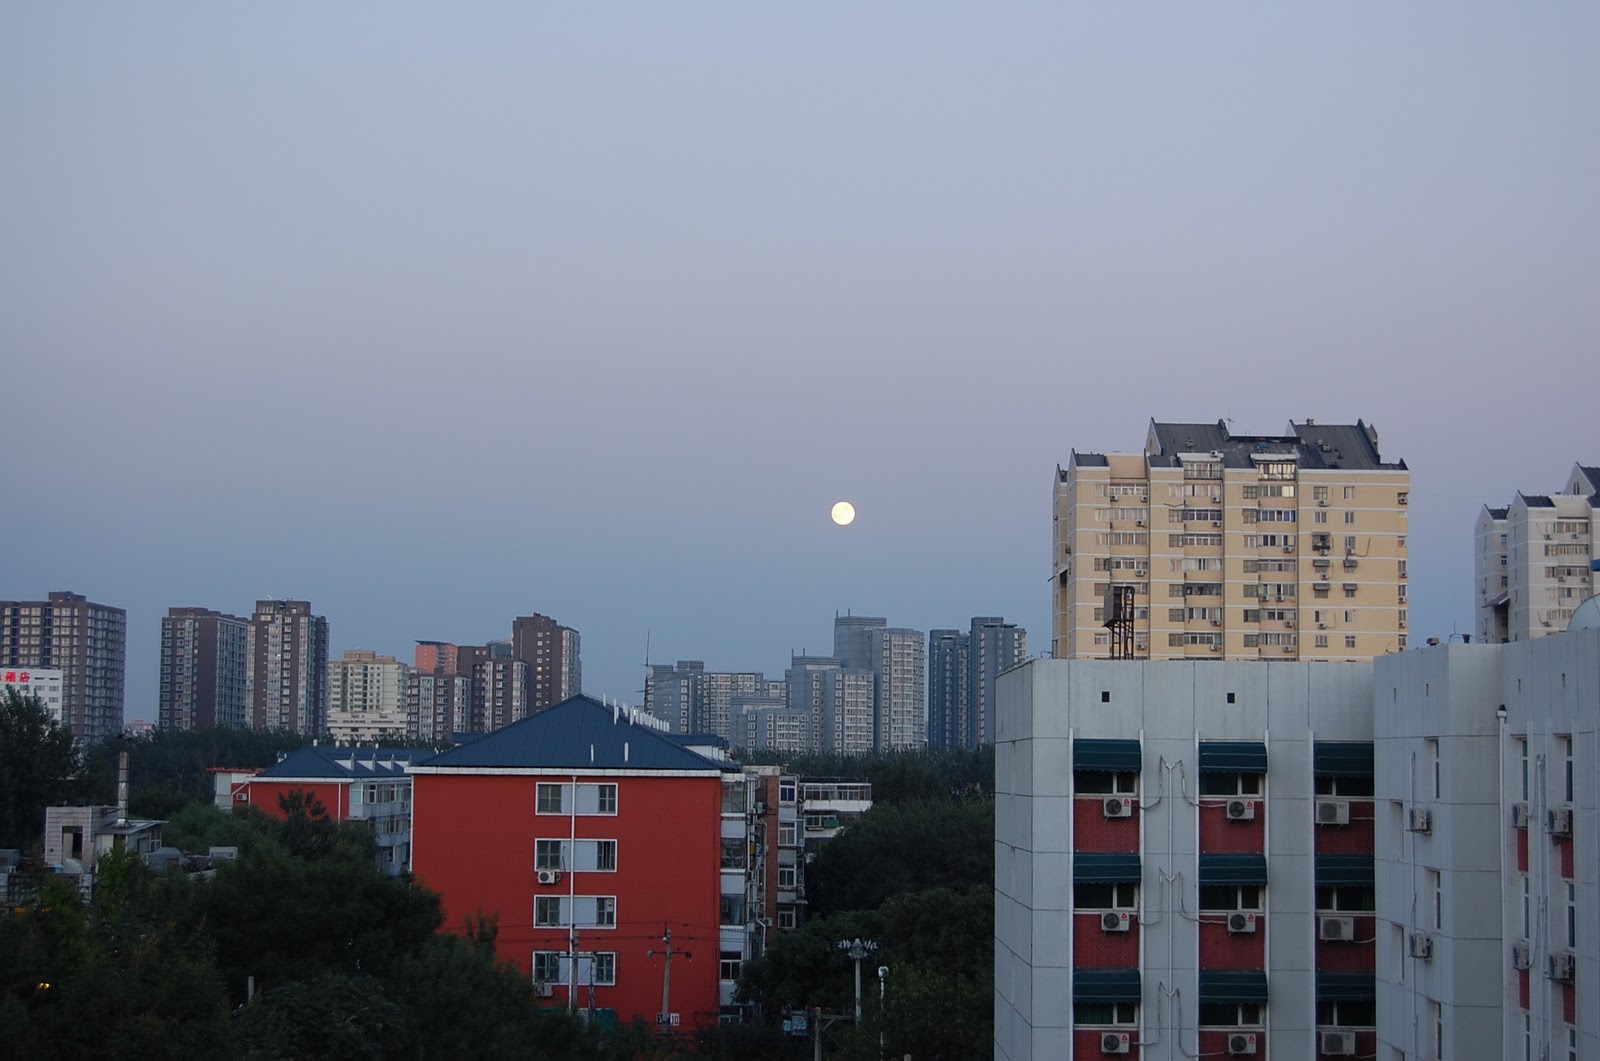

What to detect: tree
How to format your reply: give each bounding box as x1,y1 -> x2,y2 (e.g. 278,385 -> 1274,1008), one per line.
0,688 -> 82,849
804,799 -> 994,916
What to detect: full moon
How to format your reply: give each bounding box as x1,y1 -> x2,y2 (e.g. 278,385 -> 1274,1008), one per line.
831,501 -> 856,526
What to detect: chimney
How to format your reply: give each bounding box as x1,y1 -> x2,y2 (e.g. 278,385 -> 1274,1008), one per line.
117,748 -> 129,826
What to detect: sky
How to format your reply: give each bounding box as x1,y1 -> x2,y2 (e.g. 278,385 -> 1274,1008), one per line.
2,4 -> 1596,723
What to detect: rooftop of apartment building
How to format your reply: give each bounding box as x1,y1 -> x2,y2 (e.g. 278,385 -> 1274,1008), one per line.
258,746 -> 433,782
415,695 -> 738,772
1062,418 -> 1407,475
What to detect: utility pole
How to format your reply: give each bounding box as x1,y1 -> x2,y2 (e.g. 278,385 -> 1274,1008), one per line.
835,937 -> 878,1023
649,923 -> 690,1032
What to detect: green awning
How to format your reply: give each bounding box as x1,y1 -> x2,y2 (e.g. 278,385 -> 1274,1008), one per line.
1198,970 -> 1269,1004
1314,741 -> 1374,777
1073,969 -> 1141,1003
1199,741 -> 1267,774
1315,855 -> 1375,887
1317,971 -> 1376,1001
1199,854 -> 1269,886
1075,739 -> 1141,771
1075,853 -> 1142,883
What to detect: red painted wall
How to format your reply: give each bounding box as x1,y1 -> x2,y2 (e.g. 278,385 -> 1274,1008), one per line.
1072,912 -> 1139,967
1074,1028 -> 1137,1058
1314,917 -> 1376,971
1517,828 -> 1529,873
244,780 -> 350,821
1198,917 -> 1264,967
411,771 -> 723,1030
1313,801 -> 1374,856
1198,802 -> 1264,853
1074,798 -> 1139,851
1199,1029 -> 1262,1057
1558,837 -> 1574,879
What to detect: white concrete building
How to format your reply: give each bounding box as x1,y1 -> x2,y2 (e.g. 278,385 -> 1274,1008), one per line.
1475,463 -> 1599,644
1373,614 -> 1600,1061
1,666 -> 65,727
995,658 -> 1376,1061
326,649 -> 410,744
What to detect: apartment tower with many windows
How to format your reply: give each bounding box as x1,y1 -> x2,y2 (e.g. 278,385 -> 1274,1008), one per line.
1053,419 -> 1410,662
0,590 -> 126,742
158,606 -> 251,731
1473,462 -> 1598,644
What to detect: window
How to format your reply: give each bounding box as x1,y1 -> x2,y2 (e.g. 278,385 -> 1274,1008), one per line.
1316,886 -> 1376,912
1199,885 -> 1262,911
1343,486 -> 1356,500
597,785 -> 617,814
1344,511 -> 1357,525
533,950 -> 562,984
1314,510 -> 1329,524
1518,739 -> 1529,801
1344,535 -> 1357,553
1567,882 -> 1577,948
1427,739 -> 1440,800
720,951 -> 742,981
778,866 -> 797,889
1075,771 -> 1138,795
779,779 -> 797,803
1073,882 -> 1138,909
592,952 -> 616,985
721,838 -> 747,870
1345,636 -> 1358,649
1562,737 -> 1574,803
778,822 -> 797,847
535,839 -> 617,872
1314,486 -> 1329,501
1430,1000 -> 1442,1059
777,907 -> 797,930
1521,877 -> 1531,938
534,896 -> 616,928
536,783 -> 618,815
535,839 -> 563,870
1073,1002 -> 1137,1025
535,895 -> 562,927
720,896 -> 746,926
537,783 -> 564,815
1199,1003 -> 1262,1027
1316,1000 -> 1376,1027
1198,772 -> 1263,796
1428,870 -> 1442,930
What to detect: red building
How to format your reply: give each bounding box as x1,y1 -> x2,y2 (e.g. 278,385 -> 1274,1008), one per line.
410,696 -> 735,1030
235,746 -> 423,876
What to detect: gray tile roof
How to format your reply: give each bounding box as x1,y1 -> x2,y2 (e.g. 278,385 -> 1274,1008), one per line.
1485,507 -> 1509,520
416,695 -> 735,773
1519,493 -> 1556,508
1142,418 -> 1405,472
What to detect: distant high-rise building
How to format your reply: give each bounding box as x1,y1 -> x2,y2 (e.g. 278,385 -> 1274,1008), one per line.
414,640 -> 460,676
785,654 -> 874,755
158,607 -> 250,731
1053,418 -> 1411,660
832,613 -> 885,671
866,627 -> 926,750
248,599 -> 328,734
967,617 -> 1026,747
1474,462 -> 1598,643
0,668 -> 65,728
475,656 -> 529,731
408,670 -> 471,744
327,649 -> 411,744
731,695 -> 809,752
511,613 -> 582,709
643,660 -> 770,738
0,590 -> 126,742
926,629 -> 968,750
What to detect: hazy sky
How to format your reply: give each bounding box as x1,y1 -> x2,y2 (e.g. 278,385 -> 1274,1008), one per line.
3,4 -> 1596,722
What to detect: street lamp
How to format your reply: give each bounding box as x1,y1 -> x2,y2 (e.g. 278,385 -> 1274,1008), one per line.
836,938 -> 878,1023
877,965 -> 888,1061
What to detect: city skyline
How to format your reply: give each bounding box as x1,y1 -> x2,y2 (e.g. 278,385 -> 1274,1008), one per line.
3,5 -> 1595,722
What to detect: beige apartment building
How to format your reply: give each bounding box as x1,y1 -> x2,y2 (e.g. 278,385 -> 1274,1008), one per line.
1052,419 -> 1411,662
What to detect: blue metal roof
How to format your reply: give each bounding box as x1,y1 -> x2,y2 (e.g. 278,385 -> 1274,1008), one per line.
258,746 -> 432,781
416,696 -> 736,772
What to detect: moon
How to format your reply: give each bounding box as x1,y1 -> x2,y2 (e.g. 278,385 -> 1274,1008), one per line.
831,501 -> 856,526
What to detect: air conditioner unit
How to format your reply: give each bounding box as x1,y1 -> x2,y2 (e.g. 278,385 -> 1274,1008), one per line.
1211,618 -> 1222,626
1512,941 -> 1531,970
1101,1031 -> 1131,1054
535,982 -> 556,998
536,869 -> 562,886
1408,808 -> 1433,834
1558,576 -> 1567,583
1399,621 -> 1407,629
1318,622 -> 1328,629
1227,912 -> 1258,934
1320,573 -> 1329,580
1398,496 -> 1408,505
1321,1031 -> 1356,1055
1316,799 -> 1351,826
1227,1033 -> 1258,1055
1549,952 -> 1575,982
1226,799 -> 1256,821
1210,643 -> 1222,652
1275,595 -> 1284,602
1318,499 -> 1328,507
1409,932 -> 1434,960
1549,808 -> 1572,837
1141,495 -> 1149,503
1285,618 -> 1295,628
1319,916 -> 1355,942
1213,521 -> 1222,527
1283,644 -> 1294,653
1136,520 -> 1145,527
1283,544 -> 1294,553
1101,911 -> 1133,933
1512,803 -> 1531,829
1104,797 -> 1134,819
